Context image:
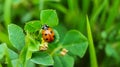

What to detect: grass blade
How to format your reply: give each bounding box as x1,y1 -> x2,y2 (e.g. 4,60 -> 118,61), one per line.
82,0 -> 90,13
67,0 -> 78,12
48,3 -> 68,14
105,0 -> 120,30
100,3 -> 108,25
86,16 -> 98,67
90,0 -> 107,27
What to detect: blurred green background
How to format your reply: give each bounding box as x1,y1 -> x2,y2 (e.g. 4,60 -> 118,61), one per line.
0,0 -> 120,67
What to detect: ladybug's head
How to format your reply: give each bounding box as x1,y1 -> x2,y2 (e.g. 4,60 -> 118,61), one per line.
42,24 -> 49,30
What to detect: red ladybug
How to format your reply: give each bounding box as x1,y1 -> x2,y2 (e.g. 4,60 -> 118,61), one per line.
42,24 -> 55,42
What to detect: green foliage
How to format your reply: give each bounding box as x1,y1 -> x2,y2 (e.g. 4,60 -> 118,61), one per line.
8,49 -> 18,60
0,0 -> 120,67
105,0 -> 120,30
0,44 -> 5,59
19,45 -> 30,67
40,10 -> 58,27
31,52 -> 54,65
90,0 -> 107,27
24,21 -> 41,33
0,43 -> 13,67
0,9 -> 88,67
62,30 -> 88,58
53,54 -> 74,67
8,24 -> 25,50
105,44 -> 119,60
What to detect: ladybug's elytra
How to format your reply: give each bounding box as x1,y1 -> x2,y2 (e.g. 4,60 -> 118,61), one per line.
42,24 -> 55,42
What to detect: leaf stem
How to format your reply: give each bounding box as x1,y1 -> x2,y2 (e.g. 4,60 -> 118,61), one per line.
50,44 -> 62,56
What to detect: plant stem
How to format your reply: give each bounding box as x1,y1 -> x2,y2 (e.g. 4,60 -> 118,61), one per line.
50,45 -> 62,56
0,63 -> 2,67
4,0 -> 12,28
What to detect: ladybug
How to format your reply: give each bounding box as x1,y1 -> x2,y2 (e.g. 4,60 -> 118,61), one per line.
42,24 -> 55,42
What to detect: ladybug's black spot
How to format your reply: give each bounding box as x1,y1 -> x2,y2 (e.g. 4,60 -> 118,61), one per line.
45,34 -> 47,36
53,35 -> 55,37
46,38 -> 48,40
50,31 -> 53,33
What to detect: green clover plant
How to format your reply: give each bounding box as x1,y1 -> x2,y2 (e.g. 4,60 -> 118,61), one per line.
0,9 -> 88,67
